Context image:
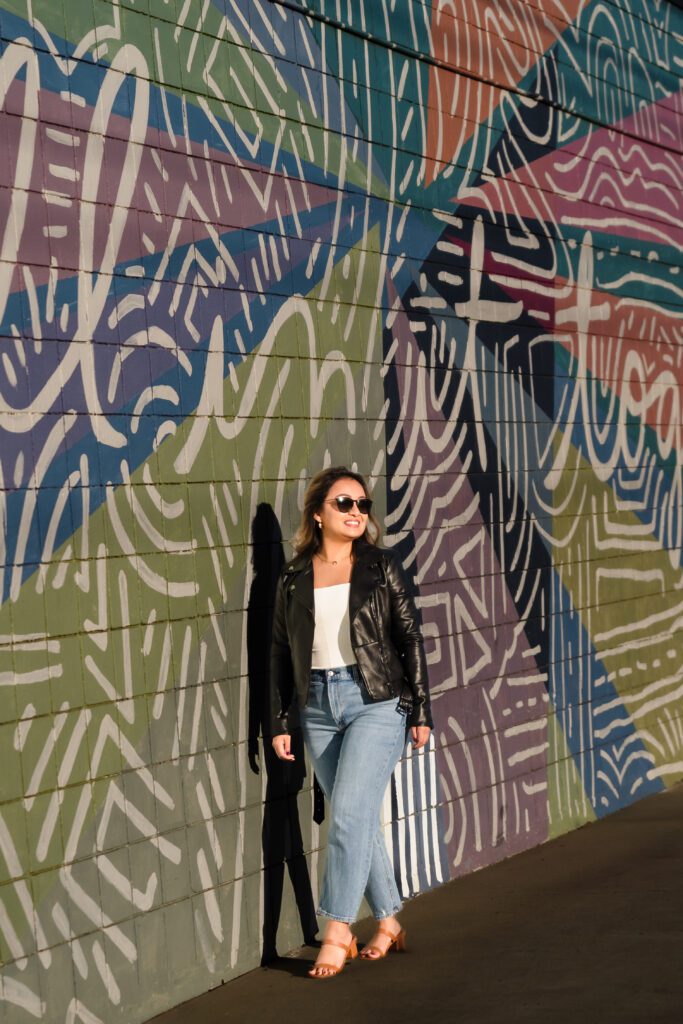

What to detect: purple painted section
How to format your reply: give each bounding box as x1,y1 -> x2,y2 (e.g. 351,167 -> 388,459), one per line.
1,78 -> 340,289
385,285 -> 549,875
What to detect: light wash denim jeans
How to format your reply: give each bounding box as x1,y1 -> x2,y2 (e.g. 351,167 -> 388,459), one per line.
300,664 -> 407,923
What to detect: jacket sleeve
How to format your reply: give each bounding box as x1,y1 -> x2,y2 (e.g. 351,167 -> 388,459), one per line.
385,551 -> 434,729
267,573 -> 295,737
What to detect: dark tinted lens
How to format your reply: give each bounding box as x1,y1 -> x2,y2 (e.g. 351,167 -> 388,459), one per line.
332,496 -> 372,514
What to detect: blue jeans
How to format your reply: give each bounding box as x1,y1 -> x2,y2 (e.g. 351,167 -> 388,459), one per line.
301,665 -> 407,923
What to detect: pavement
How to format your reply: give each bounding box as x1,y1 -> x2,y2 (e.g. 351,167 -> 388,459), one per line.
149,783 -> 683,1024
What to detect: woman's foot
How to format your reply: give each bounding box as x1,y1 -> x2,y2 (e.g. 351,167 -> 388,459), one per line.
309,922 -> 357,978
360,916 -> 405,959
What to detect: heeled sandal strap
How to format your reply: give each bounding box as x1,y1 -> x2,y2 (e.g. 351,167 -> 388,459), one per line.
360,925 -> 404,958
310,936 -> 357,976
320,937 -> 355,952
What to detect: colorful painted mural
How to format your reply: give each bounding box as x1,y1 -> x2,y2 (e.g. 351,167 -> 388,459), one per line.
0,0 -> 682,1020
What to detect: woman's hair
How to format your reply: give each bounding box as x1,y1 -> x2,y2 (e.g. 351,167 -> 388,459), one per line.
293,466 -> 381,557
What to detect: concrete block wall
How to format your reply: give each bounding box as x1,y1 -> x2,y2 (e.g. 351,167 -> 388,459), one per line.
0,0 -> 681,1020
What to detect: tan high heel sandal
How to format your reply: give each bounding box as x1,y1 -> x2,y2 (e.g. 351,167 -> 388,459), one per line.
308,935 -> 358,978
360,923 -> 407,959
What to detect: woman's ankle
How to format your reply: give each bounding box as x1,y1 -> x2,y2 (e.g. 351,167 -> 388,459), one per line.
322,920 -> 353,942
377,914 -> 399,931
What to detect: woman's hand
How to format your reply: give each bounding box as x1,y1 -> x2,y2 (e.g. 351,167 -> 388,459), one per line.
272,733 -> 295,761
411,726 -> 431,750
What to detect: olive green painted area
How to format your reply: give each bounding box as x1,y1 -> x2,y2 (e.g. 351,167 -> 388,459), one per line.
550,436 -> 683,777
0,233 -> 389,1021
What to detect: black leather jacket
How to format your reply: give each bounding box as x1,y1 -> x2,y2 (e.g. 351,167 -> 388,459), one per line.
268,539 -> 433,735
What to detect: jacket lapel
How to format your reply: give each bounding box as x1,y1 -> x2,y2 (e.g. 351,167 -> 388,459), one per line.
284,543 -> 381,622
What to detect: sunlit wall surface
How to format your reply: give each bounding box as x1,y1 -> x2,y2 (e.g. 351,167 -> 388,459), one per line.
1,0 -> 682,1020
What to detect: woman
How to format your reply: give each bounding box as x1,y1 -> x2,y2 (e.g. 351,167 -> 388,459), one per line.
269,466 -> 432,978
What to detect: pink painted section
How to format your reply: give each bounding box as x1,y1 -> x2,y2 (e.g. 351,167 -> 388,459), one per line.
1,78 -> 339,291
458,94 -> 683,249
554,289 -> 683,437
385,281 -> 549,875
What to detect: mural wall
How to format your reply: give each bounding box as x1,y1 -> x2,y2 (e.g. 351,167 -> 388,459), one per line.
1,0 -> 682,1019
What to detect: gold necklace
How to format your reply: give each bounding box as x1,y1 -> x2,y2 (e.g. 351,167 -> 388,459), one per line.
315,551 -> 352,566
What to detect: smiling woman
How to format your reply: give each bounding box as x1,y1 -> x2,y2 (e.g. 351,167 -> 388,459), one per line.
269,466 -> 433,977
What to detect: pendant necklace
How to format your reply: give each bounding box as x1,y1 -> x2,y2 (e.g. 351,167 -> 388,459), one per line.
315,551 -> 351,566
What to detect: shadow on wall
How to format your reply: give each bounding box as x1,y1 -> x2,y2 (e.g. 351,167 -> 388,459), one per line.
246,503 -> 319,963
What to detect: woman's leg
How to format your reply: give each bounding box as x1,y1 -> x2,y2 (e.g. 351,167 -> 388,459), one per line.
364,828 -> 403,919
307,742 -> 403,921
299,672 -> 352,976
300,669 -> 406,974
316,693 -> 406,924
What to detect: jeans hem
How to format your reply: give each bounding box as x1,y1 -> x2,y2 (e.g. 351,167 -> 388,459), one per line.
317,906 -> 355,924
373,904 -> 402,920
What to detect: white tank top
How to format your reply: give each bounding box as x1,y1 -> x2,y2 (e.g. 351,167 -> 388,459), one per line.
311,583 -> 356,669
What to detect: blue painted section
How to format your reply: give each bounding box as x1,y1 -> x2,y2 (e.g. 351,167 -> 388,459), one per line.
304,2 -> 433,204
1,194 -> 379,601
549,570 -> 665,814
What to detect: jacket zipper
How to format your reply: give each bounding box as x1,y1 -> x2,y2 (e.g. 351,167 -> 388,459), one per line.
370,585 -> 390,692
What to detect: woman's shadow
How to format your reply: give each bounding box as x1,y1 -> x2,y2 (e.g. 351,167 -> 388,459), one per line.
247,503 -> 319,964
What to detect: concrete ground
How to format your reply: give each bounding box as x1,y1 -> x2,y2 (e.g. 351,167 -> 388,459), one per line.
149,783 -> 683,1024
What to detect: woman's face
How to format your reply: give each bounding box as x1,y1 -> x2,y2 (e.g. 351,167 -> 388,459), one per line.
314,477 -> 369,544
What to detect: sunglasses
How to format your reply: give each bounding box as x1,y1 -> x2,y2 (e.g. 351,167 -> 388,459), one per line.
323,496 -> 373,515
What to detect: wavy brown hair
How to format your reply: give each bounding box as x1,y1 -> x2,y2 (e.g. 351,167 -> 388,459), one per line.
293,466 -> 381,558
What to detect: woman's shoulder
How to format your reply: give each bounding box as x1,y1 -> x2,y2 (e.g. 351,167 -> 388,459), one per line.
375,545 -> 401,564
280,551 -> 311,576
364,544 -> 415,588
355,541 -> 402,568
